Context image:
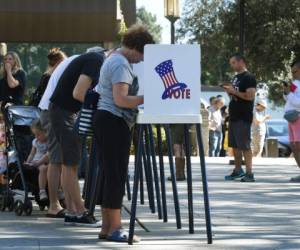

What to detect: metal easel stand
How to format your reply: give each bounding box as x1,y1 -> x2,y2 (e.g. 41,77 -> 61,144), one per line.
128,114 -> 213,245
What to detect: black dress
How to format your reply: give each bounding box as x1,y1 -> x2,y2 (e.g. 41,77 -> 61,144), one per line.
0,69 -> 27,105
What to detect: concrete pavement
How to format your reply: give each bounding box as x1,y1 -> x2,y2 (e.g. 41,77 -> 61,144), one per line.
0,157 -> 300,250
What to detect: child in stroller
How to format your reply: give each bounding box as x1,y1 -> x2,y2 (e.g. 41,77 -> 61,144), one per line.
24,119 -> 48,201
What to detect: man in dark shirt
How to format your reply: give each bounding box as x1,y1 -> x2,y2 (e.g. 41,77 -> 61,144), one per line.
49,50 -> 104,226
223,54 -> 257,182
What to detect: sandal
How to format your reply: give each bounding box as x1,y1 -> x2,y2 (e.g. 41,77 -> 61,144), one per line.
46,209 -> 66,218
107,229 -> 140,243
98,232 -> 107,240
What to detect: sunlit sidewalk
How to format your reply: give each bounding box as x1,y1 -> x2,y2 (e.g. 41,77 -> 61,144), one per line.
0,157 -> 300,250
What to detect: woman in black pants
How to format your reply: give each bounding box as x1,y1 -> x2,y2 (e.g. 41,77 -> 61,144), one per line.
93,24 -> 154,243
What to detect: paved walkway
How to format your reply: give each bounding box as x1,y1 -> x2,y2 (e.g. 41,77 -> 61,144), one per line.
1,157 -> 300,250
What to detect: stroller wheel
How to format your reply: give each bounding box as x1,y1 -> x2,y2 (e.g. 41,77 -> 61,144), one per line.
14,200 -> 24,216
24,200 -> 33,216
39,205 -> 46,211
0,196 -> 7,211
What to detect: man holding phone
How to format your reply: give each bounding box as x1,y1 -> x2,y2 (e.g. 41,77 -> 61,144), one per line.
223,54 -> 257,182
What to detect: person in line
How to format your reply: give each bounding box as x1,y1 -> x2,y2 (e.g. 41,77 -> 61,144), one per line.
284,60 -> 300,182
208,97 -> 224,157
30,48 -> 66,106
223,54 -> 257,182
217,94 -> 229,157
49,48 -> 105,226
39,51 -> 74,218
25,119 -> 49,201
93,24 -> 154,242
168,124 -> 187,181
252,99 -> 270,157
208,96 -> 216,111
0,51 -> 26,107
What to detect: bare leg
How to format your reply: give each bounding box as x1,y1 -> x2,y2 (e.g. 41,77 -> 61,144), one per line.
38,164 -> 48,190
107,208 -> 122,234
291,142 -> 300,167
47,164 -> 63,214
243,149 -> 253,174
100,208 -> 110,235
61,165 -> 86,215
232,148 -> 242,171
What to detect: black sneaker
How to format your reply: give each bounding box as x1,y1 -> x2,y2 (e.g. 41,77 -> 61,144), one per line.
64,211 -> 101,228
225,168 -> 245,180
241,173 -> 255,182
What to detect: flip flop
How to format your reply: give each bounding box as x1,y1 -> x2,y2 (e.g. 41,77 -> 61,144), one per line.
107,229 -> 140,243
98,232 -> 107,240
46,209 -> 66,218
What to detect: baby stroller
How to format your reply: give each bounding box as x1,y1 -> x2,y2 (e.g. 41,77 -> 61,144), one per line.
0,105 -> 48,216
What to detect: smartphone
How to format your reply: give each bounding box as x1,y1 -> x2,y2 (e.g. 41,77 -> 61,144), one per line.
219,83 -> 231,88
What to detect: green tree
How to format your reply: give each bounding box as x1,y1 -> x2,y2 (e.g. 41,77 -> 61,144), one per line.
178,0 -> 300,104
136,7 -> 162,43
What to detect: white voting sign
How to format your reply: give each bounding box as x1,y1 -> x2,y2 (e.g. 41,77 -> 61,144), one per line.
144,44 -> 201,117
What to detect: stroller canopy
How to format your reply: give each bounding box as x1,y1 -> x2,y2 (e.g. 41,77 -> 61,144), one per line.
7,105 -> 40,126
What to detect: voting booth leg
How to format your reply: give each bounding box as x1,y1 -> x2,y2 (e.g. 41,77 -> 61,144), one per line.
139,159 -> 144,205
126,174 -> 131,201
184,124 -> 195,234
156,125 -> 168,222
147,125 -> 162,220
84,138 -> 98,209
88,162 -> 101,214
129,125 -> 143,245
164,124 -> 182,229
196,124 -> 213,244
141,135 -> 156,214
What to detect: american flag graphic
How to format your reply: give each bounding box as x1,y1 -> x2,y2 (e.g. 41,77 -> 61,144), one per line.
155,59 -> 188,99
155,60 -> 179,89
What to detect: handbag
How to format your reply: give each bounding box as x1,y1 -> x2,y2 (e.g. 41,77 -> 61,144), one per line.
284,110 -> 300,123
78,90 -> 100,136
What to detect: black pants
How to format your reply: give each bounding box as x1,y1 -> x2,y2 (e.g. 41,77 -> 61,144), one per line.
93,110 -> 131,209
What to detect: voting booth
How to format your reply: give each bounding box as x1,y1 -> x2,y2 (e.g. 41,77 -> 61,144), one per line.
128,44 -> 212,245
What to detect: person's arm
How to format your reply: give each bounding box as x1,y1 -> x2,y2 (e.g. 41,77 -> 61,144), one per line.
33,153 -> 49,167
113,83 -> 144,109
253,113 -> 270,125
73,74 -> 93,103
5,64 -> 20,88
224,85 -> 256,101
286,92 -> 300,108
25,147 -> 36,163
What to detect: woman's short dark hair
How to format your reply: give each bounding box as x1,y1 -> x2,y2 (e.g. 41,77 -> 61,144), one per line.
122,24 -> 155,54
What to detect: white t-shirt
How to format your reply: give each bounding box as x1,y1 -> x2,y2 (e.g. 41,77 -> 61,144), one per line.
38,55 -> 79,110
32,139 -> 48,162
284,79 -> 300,112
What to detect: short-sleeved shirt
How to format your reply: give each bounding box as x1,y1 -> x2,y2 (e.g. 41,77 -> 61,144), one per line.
50,52 -> 104,113
229,71 -> 257,123
39,55 -> 79,110
32,139 -> 48,162
0,69 -> 26,105
96,52 -> 138,128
